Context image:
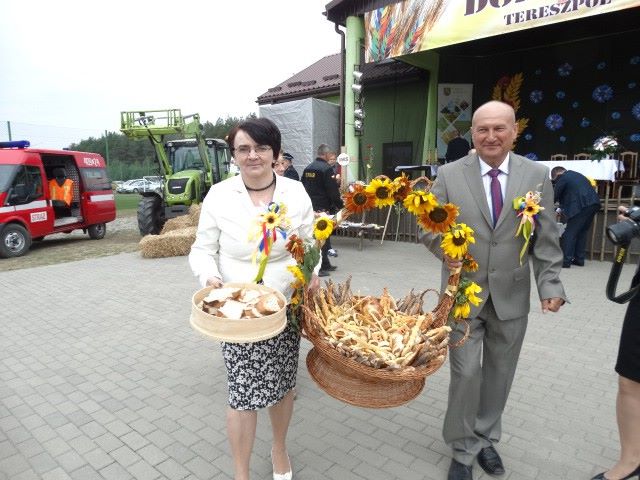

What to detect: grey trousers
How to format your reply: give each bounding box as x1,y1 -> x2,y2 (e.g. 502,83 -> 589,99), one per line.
443,296 -> 528,465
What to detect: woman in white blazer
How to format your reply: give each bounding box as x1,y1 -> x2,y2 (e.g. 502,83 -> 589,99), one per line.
189,118 -> 318,480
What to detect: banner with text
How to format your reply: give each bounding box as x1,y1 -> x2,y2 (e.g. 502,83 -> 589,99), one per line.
365,0 -> 640,63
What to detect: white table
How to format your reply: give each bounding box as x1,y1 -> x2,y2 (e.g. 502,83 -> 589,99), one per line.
537,159 -> 624,181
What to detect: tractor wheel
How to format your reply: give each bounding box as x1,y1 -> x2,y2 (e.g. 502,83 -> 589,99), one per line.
0,223 -> 32,258
88,223 -> 107,239
137,195 -> 165,235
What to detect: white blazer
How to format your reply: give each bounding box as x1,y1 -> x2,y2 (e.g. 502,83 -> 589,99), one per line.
188,175 -> 317,300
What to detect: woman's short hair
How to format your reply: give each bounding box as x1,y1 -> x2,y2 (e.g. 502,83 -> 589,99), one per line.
227,118 -> 281,158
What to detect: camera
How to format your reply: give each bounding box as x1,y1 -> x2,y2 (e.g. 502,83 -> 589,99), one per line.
605,206 -> 640,304
606,206 -> 640,246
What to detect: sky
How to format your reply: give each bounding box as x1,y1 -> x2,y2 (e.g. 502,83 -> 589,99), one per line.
0,0 -> 341,148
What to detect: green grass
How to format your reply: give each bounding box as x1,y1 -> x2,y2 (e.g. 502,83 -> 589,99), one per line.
115,193 -> 140,213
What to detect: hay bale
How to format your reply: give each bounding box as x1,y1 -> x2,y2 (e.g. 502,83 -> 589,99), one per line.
139,226 -> 197,258
161,204 -> 202,234
161,215 -> 194,233
187,203 -> 202,225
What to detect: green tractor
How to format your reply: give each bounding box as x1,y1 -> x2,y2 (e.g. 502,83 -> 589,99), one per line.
120,109 -> 233,235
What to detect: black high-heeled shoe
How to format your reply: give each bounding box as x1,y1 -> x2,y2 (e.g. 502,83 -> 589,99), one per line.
591,464 -> 640,480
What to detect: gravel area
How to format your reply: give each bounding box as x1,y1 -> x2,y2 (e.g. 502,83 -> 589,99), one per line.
1,213 -> 142,272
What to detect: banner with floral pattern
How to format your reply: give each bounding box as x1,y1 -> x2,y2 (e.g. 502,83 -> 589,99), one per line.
364,0 -> 640,62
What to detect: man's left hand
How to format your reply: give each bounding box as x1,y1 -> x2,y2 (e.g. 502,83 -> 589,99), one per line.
541,297 -> 564,313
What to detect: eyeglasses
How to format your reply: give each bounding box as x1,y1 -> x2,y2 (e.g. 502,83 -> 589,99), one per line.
233,145 -> 272,157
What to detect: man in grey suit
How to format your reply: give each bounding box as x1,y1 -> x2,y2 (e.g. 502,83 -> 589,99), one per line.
422,101 -> 567,480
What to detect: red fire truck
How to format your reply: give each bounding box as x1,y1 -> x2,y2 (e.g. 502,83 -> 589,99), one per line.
0,140 -> 116,258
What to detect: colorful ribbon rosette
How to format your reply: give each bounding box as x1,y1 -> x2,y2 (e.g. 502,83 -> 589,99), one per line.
250,202 -> 290,283
513,191 -> 544,265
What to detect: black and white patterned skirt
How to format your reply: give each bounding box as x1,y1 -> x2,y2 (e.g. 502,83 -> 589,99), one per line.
221,322 -> 300,410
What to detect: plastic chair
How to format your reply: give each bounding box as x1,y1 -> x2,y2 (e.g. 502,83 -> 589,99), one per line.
573,153 -> 591,160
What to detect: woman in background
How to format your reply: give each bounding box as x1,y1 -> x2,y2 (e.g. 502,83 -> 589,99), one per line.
590,206 -> 640,480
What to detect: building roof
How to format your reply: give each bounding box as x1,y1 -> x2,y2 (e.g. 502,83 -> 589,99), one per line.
324,0 -> 394,25
257,53 -> 426,105
257,54 -> 342,105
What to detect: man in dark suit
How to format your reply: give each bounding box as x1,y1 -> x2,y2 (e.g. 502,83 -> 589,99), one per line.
282,152 -> 299,181
445,129 -> 471,163
551,167 -> 601,268
422,101 -> 567,480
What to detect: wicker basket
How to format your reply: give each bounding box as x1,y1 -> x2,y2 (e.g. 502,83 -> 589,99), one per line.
191,282 -> 287,343
302,271 -> 460,408
306,348 -> 426,409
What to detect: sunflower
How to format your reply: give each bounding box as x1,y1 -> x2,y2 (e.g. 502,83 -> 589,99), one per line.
259,202 -> 289,231
343,183 -> 376,214
441,223 -> 476,259
417,203 -> 458,234
392,174 -> 412,202
462,253 -> 479,272
464,282 -> 483,307
403,190 -> 438,215
365,177 -> 397,208
453,302 -> 471,319
521,202 -> 542,217
285,234 -> 305,263
287,265 -> 306,285
313,215 -> 334,241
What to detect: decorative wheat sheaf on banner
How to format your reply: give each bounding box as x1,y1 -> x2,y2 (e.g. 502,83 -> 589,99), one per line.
366,0 -> 446,62
491,72 -> 529,143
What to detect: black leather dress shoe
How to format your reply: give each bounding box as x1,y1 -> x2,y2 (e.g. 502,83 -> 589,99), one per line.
572,259 -> 585,266
325,265 -> 337,271
448,459 -> 473,480
591,463 -> 640,479
477,446 -> 505,476
318,270 -> 330,277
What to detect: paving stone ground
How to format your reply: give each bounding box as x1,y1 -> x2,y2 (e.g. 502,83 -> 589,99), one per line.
1,235 -> 636,480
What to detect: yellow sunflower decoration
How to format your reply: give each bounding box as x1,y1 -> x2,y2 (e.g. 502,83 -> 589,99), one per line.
313,215 -> 335,241
403,190 -> 438,216
366,177 -> 397,208
441,223 -> 476,259
452,278 -> 483,320
392,173 -> 412,202
464,282 -> 483,307
280,173 -> 484,327
287,264 -> 306,285
453,302 -> 471,320
343,183 -> 376,215
417,203 -> 458,234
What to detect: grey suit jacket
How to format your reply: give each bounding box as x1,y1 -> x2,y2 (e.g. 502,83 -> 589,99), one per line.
422,152 -> 567,320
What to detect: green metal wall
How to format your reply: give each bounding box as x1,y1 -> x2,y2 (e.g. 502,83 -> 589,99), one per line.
360,79 -> 429,178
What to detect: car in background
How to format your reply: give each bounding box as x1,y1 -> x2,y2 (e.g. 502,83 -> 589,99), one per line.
117,178 -> 161,194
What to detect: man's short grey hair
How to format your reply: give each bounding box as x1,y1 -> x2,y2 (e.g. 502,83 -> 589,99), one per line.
317,144 -> 333,156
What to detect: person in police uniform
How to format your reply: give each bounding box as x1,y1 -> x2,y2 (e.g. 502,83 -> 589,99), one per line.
282,152 -> 300,181
301,144 -> 344,276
